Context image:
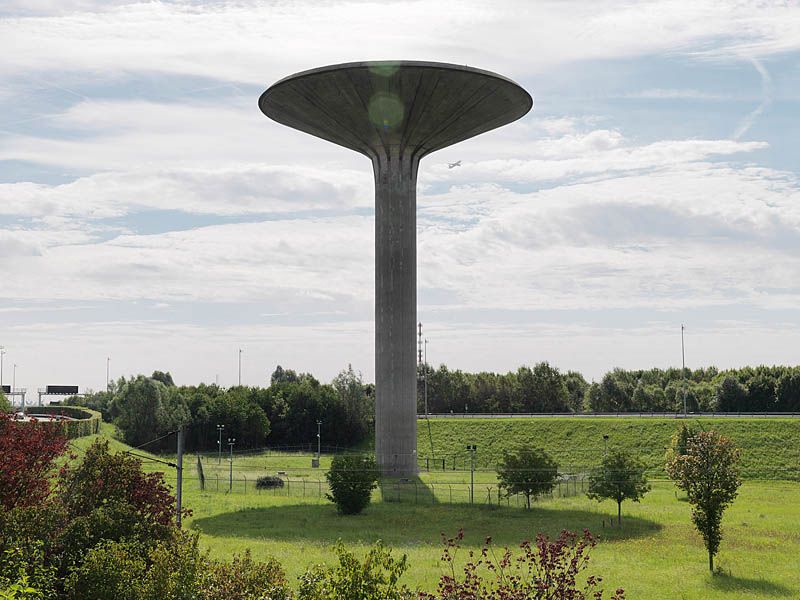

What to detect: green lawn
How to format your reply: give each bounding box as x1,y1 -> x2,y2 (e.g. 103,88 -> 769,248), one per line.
71,422 -> 800,598
420,417 -> 800,478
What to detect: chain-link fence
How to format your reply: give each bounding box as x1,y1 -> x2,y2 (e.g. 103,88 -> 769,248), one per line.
179,471 -> 596,507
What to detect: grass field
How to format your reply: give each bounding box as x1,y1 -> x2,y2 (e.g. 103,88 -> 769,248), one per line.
418,417 -> 800,478
71,421 -> 800,599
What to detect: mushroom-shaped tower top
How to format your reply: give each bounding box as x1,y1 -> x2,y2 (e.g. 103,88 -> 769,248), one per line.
259,60 -> 532,158
259,61 -> 531,476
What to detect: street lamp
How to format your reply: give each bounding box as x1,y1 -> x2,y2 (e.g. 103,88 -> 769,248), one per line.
227,437 -> 236,492
0,346 -> 5,388
316,420 -> 322,458
466,444 -> 477,504
12,364 -> 16,393
216,424 -> 225,464
106,357 -> 111,392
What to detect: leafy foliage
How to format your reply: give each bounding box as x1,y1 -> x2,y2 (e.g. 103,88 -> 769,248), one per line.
0,413 -> 67,510
201,550 -> 292,600
666,431 -> 742,572
58,439 -> 186,528
325,454 -> 379,515
587,449 -> 650,521
0,392 -> 11,413
256,475 -> 285,489
420,528 -> 625,600
496,447 -> 558,509
298,541 -> 412,600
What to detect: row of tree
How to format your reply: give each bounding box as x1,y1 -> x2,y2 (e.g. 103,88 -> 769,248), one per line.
418,363 -> 800,413
66,361 -> 800,452
69,366 -> 372,452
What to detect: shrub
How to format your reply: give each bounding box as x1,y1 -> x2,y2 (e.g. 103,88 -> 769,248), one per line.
63,540 -> 146,600
201,550 -> 292,600
325,454 -> 379,515
57,439 -> 187,528
0,544 -> 56,600
30,406 -> 101,439
420,529 -> 625,600
298,541 -> 411,600
138,532 -> 205,600
0,413 -> 67,510
256,475 -> 285,489
496,446 -> 559,509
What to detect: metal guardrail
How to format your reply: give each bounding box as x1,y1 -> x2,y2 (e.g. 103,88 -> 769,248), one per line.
419,412 -> 800,419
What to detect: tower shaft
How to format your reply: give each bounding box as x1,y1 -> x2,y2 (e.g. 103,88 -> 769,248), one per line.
374,147 -> 419,475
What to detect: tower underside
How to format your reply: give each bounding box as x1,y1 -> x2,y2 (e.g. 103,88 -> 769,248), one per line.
259,61 -> 532,476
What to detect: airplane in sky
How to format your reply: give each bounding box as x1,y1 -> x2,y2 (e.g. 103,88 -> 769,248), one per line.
448,160 -> 462,169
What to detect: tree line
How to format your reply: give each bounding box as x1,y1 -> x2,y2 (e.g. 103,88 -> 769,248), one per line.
67,361 -> 800,452
68,365 -> 372,452
418,363 -> 800,414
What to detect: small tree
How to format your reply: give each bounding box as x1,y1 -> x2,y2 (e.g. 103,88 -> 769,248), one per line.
0,413 -> 68,510
667,430 -> 741,572
0,390 -> 11,413
325,454 -> 378,515
496,447 -> 558,509
587,449 -> 650,522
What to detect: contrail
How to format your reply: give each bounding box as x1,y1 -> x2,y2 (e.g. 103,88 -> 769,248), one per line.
732,56 -> 771,140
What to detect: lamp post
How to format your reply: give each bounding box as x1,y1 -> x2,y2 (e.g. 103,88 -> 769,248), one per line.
106,357 -> 111,392
681,324 -> 687,416
238,348 -> 242,386
466,444 -> 477,504
12,364 -> 16,393
316,420 -> 322,458
0,346 -> 5,388
228,437 -> 236,492
217,424 -> 225,464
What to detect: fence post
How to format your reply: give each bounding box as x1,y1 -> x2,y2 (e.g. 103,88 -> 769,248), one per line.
243,475 -> 247,494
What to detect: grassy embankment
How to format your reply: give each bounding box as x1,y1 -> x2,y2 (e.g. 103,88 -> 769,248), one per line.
70,420 -> 800,599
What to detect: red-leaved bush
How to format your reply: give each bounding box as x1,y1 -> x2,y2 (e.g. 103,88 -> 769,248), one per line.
0,412 -> 68,510
58,439 -> 190,527
420,529 -> 625,600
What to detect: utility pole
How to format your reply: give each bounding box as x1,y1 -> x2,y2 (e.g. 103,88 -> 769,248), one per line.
418,322 -> 423,364
0,346 -> 5,388
466,444 -> 477,504
106,357 -> 111,392
217,424 -> 225,464
681,324 -> 687,416
176,425 -> 184,527
424,338 -> 429,416
228,437 -> 236,492
316,420 -> 322,457
238,348 -> 242,386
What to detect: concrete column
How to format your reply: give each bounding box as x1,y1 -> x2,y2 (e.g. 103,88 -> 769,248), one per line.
373,145 -> 418,476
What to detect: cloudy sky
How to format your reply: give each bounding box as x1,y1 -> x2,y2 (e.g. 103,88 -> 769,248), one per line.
1,0 -> 799,393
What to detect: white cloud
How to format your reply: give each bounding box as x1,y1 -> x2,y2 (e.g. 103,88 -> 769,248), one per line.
0,0 -> 798,87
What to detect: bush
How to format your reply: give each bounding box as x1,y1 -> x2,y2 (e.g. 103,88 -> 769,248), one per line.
0,413 -> 67,510
420,529 -> 625,599
201,550 -> 292,600
58,439 -> 186,529
63,540 -> 146,600
30,406 -> 101,439
298,541 -> 411,600
325,454 -> 379,515
255,475 -> 285,489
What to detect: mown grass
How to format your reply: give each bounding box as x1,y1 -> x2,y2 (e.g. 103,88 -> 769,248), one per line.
419,417 -> 800,478
70,421 -> 800,598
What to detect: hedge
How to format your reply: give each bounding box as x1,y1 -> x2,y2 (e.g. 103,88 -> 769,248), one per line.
26,406 -> 102,439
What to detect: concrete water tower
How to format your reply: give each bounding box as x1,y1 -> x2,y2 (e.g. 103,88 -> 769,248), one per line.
260,61 -> 532,475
